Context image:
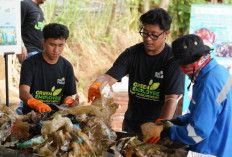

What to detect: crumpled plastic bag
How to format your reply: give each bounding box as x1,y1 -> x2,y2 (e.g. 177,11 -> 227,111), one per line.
41,113 -> 73,139
0,113 -> 13,143
0,104 -> 18,144
80,116 -> 117,156
91,81 -> 119,116
11,119 -> 30,141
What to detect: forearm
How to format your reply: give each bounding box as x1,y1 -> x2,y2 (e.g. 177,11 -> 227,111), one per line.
159,94 -> 181,119
94,74 -> 118,86
19,85 -> 33,104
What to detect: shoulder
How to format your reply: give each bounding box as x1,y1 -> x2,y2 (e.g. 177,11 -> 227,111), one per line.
21,0 -> 37,9
122,42 -> 145,56
59,56 -> 73,68
24,53 -> 41,64
163,43 -> 172,56
197,60 -> 229,90
21,0 -> 30,6
161,44 -> 175,64
127,42 -> 144,52
165,43 -> 172,52
207,62 -> 229,81
21,53 -> 41,71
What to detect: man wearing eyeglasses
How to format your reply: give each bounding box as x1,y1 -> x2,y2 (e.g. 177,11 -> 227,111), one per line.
88,8 -> 185,134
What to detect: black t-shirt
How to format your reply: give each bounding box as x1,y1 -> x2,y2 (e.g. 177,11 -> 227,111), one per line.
106,43 -> 185,132
20,53 -> 77,114
21,0 -> 45,53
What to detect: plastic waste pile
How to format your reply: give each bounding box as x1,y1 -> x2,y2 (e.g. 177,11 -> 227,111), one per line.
0,82 -> 118,157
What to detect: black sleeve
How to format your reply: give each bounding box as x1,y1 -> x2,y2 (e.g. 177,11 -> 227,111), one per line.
20,59 -> 33,86
21,0 -> 27,26
164,57 -> 185,95
62,63 -> 77,96
106,49 -> 130,80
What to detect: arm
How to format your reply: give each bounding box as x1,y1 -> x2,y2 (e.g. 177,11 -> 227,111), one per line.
18,1 -> 28,62
88,47 -> 130,102
170,89 -> 219,145
62,95 -> 79,106
159,94 -> 182,119
88,74 -> 118,102
19,84 -> 33,103
62,63 -> 77,105
19,84 -> 51,113
96,74 -> 118,86
17,38 -> 27,62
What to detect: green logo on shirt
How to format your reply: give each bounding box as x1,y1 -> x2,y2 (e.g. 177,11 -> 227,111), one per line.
130,80 -> 160,100
34,20 -> 45,31
57,77 -> 65,85
34,86 -> 62,103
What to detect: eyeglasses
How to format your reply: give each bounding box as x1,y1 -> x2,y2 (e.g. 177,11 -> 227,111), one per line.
139,28 -> 164,40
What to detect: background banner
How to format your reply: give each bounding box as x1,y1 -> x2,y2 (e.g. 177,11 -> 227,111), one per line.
0,0 -> 21,55
182,4 -> 232,114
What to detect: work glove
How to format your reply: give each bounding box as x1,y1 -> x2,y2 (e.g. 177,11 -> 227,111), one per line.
156,118 -> 183,126
141,122 -> 164,144
27,98 -> 52,113
88,82 -> 101,103
144,119 -> 174,144
63,97 -> 79,107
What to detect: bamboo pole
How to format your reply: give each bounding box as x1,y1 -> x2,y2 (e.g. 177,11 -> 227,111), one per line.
159,0 -> 170,10
211,0 -> 218,4
143,0 -> 150,13
106,1 -> 117,36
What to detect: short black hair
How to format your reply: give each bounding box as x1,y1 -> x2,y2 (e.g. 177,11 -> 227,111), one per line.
140,8 -> 172,31
43,23 -> 69,41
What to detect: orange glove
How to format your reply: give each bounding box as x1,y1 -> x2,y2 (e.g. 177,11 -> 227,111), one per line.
155,118 -> 164,124
141,122 -> 164,144
63,97 -> 79,106
63,97 -> 74,105
145,136 -> 160,144
27,98 -> 52,113
88,82 -> 101,103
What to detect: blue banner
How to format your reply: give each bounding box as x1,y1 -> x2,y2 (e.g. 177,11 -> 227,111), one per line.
182,4 -> 232,114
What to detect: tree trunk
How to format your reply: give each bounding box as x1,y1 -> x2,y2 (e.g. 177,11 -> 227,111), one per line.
106,2 -> 117,36
211,0 -> 218,4
143,0 -> 150,13
159,0 -> 170,11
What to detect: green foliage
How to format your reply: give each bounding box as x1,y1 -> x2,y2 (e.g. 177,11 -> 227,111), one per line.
224,0 -> 232,4
42,0 -> 141,93
168,0 -> 207,40
42,0 -> 232,94
43,0 -> 140,53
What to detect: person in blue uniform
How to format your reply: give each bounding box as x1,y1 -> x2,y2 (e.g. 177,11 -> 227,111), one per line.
145,34 -> 232,157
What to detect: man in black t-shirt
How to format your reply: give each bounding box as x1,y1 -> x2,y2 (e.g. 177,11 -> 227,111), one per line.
17,0 -> 46,63
88,8 -> 185,134
16,0 -> 46,114
19,23 -> 77,114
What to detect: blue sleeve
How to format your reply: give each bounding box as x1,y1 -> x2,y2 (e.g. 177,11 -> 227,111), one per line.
177,113 -> 190,125
170,87 -> 220,145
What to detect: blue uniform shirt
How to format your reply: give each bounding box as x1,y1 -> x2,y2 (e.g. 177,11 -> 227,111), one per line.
170,59 -> 232,157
